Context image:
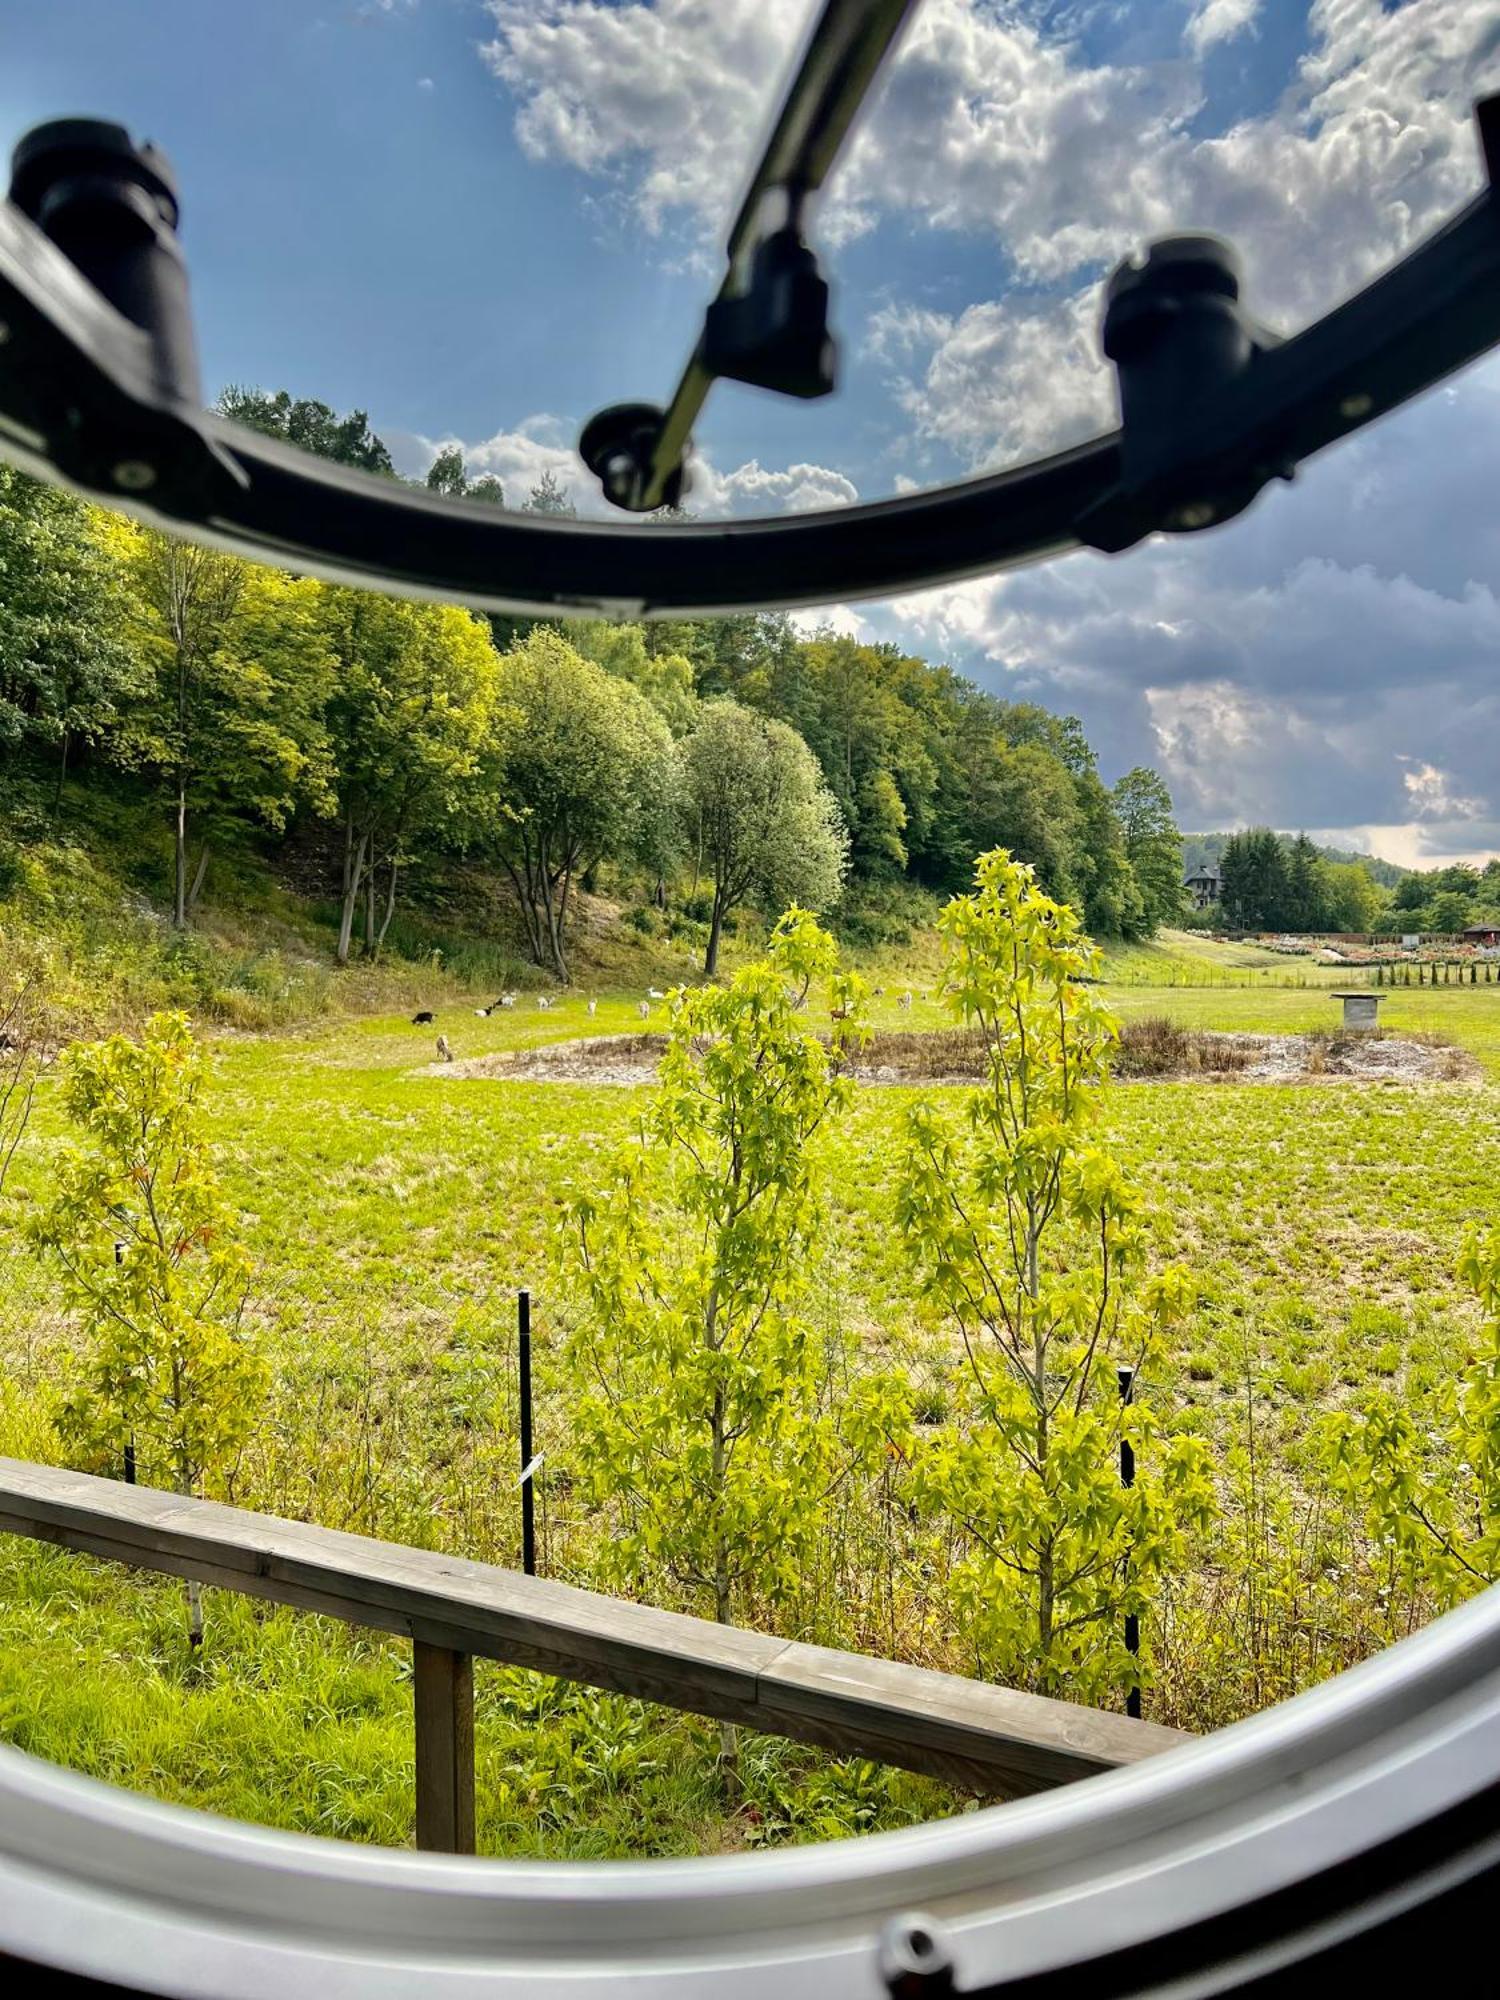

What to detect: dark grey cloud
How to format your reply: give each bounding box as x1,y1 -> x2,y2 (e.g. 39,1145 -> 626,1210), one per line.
864,354 -> 1500,851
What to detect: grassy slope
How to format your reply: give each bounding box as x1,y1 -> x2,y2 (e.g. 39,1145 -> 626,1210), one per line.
0,779 -> 760,1035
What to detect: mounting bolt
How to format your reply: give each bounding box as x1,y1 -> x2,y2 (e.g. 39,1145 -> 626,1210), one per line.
111,459 -> 157,491
10,118 -> 202,409
877,1912 -> 957,1996
1166,499 -> 1217,530
578,400 -> 685,514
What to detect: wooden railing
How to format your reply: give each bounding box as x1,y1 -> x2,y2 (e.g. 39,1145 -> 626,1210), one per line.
0,1457 -> 1189,1852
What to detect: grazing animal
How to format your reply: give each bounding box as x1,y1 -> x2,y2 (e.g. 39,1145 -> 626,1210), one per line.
411,1010 -> 435,1026
638,1000 -> 651,1019
436,1035 -> 453,1062
537,995 -> 552,1010
587,997 -> 598,1017
898,991 -> 913,1011
648,987 -> 666,1001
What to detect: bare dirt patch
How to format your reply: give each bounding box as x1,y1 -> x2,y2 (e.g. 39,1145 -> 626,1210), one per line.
423,1025 -> 1479,1088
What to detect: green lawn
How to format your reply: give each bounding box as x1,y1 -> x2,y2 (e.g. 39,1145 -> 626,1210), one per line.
1,963 -> 1497,1847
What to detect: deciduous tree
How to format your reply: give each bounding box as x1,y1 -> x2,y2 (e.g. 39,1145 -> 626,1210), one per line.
321,589 -> 498,963
897,851 -> 1212,1699
1113,767 -> 1186,930
0,469 -> 139,800
561,914 -> 884,1669
425,445 -> 505,505
29,1013 -> 264,1646
682,700 -> 847,975
217,386 -> 394,474
484,629 -> 677,979
108,526 -> 335,927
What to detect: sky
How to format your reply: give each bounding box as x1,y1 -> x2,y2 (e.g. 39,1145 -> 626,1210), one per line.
3,0 -> 1499,863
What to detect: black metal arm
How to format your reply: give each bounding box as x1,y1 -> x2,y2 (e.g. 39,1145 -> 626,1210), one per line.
579,0 -> 922,512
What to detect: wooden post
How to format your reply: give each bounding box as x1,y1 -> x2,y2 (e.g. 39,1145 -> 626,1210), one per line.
413,1641 -> 475,1854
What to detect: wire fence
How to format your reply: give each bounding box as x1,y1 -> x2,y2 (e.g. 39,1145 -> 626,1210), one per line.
0,1249 -> 596,1583
0,1241 -> 976,1667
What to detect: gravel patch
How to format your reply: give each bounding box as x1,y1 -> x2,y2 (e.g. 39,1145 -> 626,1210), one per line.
421,1029 -> 1478,1088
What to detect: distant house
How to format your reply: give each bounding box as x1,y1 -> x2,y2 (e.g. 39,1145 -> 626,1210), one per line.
1185,866 -> 1222,910
1462,923 -> 1500,947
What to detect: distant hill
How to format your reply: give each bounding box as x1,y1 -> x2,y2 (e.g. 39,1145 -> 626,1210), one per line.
1180,833 -> 1407,888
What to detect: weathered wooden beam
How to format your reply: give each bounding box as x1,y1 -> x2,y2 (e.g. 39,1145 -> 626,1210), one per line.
0,1458 -> 1189,1798
413,1643 -> 475,1855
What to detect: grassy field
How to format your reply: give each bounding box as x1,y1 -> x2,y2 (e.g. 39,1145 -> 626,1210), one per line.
1,952 -> 1497,1852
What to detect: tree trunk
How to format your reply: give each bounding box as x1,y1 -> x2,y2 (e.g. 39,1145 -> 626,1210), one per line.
535,836 -> 571,983
185,842 -> 210,920
704,888 -> 726,977
173,774 -> 189,929
501,853 -> 548,971
374,858 -> 399,956
546,902 -> 570,983
552,861 -> 575,984
54,730 -> 68,811
337,829 -> 369,966
364,866 -> 377,954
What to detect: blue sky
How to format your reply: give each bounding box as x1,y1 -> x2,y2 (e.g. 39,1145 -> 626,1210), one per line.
4,0 -> 1499,861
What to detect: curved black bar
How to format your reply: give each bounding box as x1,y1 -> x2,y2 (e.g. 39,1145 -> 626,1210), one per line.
0,107 -> 1496,615
191,420 -> 1119,617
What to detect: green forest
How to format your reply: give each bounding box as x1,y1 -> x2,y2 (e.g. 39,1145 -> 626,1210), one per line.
0,389 -> 1194,993
1207,828 -> 1500,935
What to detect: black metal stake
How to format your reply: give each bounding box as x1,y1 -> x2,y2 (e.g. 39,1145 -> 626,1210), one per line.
115,1240 -> 135,1485
1118,1364 -> 1141,1720
519,1289 -> 536,1578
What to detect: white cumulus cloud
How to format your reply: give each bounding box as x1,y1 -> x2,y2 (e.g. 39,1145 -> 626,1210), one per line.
392,416 -> 857,520
1185,0 -> 1262,58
